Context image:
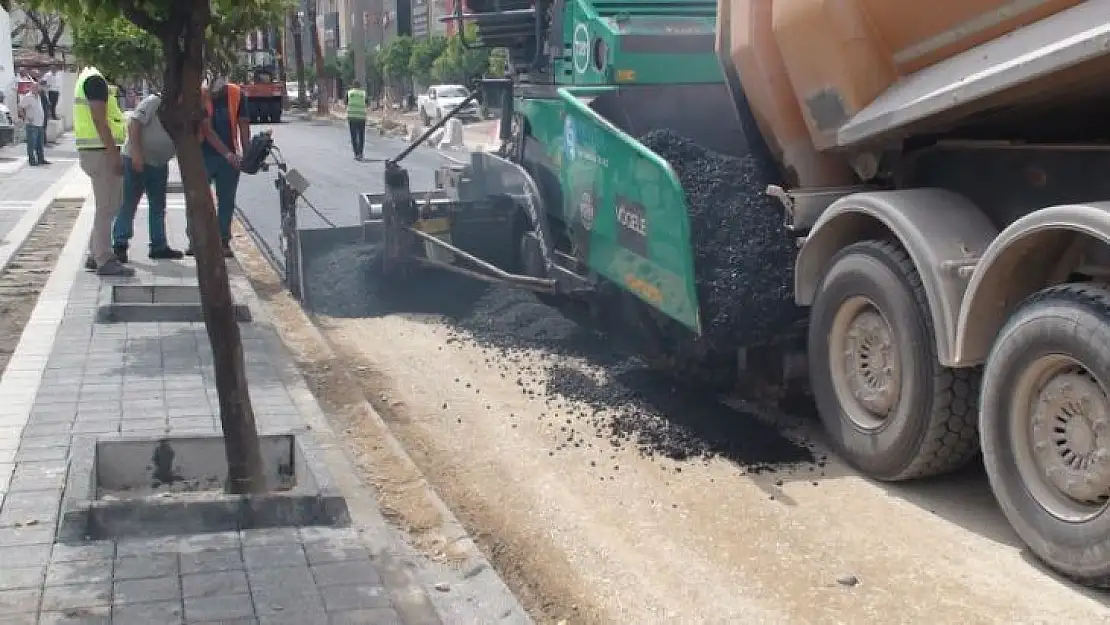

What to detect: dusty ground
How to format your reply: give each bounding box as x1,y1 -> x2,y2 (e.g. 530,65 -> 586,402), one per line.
0,201 -> 80,375
233,229 -> 1110,625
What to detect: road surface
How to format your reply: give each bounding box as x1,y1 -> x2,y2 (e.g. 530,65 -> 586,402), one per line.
235,118 -> 455,269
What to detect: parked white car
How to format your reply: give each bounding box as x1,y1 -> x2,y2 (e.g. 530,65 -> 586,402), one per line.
285,80 -> 315,108
0,95 -> 13,148
418,84 -> 480,126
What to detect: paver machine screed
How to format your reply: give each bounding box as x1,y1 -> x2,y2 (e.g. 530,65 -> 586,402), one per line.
323,0 -> 1110,587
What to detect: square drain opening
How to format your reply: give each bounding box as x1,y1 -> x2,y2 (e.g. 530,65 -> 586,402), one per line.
97,284 -> 252,323
60,433 -> 349,541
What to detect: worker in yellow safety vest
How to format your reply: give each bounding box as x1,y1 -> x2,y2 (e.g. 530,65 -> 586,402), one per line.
74,66 -> 134,277
346,80 -> 368,161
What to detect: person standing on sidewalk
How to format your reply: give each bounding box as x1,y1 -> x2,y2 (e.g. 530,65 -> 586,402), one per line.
346,80 -> 367,161
42,68 -> 60,120
111,92 -> 185,263
75,66 -> 134,277
188,75 -> 249,258
37,76 -> 51,147
17,82 -> 46,167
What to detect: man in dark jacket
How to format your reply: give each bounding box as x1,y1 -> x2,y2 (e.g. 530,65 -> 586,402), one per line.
33,72 -> 51,158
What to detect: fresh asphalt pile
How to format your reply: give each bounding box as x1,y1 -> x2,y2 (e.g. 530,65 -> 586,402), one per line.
638,129 -> 807,348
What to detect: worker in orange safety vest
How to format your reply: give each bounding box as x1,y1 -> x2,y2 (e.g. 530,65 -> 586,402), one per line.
193,75 -> 251,258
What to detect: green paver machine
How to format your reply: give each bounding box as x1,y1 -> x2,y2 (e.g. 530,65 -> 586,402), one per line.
358,0 -> 791,389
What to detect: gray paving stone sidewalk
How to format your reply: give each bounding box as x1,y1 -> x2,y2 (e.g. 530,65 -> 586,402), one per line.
0,190 -> 528,624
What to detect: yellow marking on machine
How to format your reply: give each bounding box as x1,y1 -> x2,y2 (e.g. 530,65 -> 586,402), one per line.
415,217 -> 451,235
616,69 -> 636,83
625,274 -> 663,304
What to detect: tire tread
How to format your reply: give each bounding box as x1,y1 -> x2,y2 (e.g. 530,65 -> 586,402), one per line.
848,240 -> 982,480
984,282 -> 1110,589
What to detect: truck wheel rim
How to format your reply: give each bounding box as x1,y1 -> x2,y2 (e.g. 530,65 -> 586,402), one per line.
829,296 -> 901,430
1014,355 -> 1110,522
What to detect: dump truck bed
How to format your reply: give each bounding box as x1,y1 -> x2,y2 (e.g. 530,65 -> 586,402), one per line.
718,0 -> 1110,187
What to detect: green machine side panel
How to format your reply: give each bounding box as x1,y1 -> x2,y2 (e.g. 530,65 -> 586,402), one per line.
557,87 -> 701,333
558,0 -> 721,86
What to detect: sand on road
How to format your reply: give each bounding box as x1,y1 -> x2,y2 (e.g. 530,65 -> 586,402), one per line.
236,235 -> 1110,625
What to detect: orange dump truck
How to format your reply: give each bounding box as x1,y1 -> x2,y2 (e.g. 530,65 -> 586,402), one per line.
721,0 -> 1110,586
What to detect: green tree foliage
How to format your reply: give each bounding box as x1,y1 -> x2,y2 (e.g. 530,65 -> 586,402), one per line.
487,48 -> 509,78
70,15 -> 162,85
323,50 -> 340,79
340,46 -> 382,97
204,1 -> 289,76
431,25 -> 490,84
63,0 -> 289,86
408,35 -> 446,86
380,35 -> 414,82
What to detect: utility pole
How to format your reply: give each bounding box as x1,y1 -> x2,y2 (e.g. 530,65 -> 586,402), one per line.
306,0 -> 330,116
291,8 -> 308,109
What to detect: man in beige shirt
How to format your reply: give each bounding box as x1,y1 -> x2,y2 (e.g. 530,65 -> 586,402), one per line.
111,93 -> 184,261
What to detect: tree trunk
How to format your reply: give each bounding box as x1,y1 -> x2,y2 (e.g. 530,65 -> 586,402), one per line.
273,26 -> 284,82
291,10 -> 308,109
159,3 -> 265,495
352,0 -> 367,87
306,0 -> 329,116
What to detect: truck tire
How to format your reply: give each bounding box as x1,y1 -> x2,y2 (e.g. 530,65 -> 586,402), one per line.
808,240 -> 980,481
980,284 -> 1110,588
271,103 -> 282,124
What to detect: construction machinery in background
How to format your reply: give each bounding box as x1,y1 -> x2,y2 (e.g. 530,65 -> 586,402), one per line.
238,48 -> 285,124
284,0 -> 1110,588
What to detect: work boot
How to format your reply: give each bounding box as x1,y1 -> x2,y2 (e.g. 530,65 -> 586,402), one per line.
149,246 -> 184,260
84,257 -> 97,271
112,245 -> 129,264
96,258 -> 135,277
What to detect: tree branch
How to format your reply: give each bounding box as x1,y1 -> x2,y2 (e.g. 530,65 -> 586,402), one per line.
50,19 -> 65,47
119,1 -> 171,38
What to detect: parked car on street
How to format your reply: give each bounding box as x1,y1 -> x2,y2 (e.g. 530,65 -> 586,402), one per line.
418,84 -> 480,126
285,80 -> 316,108
0,95 -> 13,148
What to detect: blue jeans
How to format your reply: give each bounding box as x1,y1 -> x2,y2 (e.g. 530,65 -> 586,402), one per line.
203,150 -> 240,243
112,156 -> 170,250
25,125 -> 44,165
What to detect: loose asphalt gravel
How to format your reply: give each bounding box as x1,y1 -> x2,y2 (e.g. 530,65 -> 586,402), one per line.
302,241 -> 820,477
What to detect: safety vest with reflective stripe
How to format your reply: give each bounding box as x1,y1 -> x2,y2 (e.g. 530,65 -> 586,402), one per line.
346,89 -> 367,120
73,67 -> 127,150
